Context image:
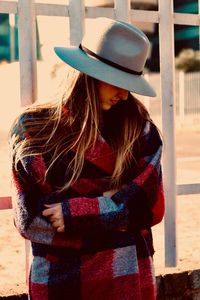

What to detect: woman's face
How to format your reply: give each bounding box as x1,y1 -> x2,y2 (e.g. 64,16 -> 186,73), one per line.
97,81 -> 129,111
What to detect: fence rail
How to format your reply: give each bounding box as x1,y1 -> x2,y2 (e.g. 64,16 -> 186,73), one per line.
1,1 -> 200,25
0,0 -> 200,269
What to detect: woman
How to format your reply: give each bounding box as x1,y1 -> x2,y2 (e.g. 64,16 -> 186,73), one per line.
10,18 -> 164,300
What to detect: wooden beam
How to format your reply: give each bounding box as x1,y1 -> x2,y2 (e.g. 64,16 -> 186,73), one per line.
18,0 -> 37,106
69,0 -> 85,46
1,2 -> 199,27
35,3 -> 68,16
114,0 -> 131,22
131,9 -> 159,23
177,184 -> 200,196
0,1 -> 17,14
174,12 -> 200,26
86,6 -> 114,18
0,197 -> 12,210
159,0 -> 177,267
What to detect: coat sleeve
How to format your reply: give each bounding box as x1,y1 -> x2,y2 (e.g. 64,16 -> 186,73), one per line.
61,121 -> 165,234
110,121 -> 165,230
10,116 -> 82,249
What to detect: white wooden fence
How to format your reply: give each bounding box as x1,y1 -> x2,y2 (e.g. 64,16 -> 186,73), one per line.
0,0 -> 200,272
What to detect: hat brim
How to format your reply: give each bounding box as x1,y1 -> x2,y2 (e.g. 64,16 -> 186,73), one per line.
54,46 -> 156,97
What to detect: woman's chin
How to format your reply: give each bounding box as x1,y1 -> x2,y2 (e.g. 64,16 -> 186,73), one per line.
101,103 -> 112,111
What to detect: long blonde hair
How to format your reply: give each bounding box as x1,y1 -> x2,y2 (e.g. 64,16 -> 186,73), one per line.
10,68 -> 150,191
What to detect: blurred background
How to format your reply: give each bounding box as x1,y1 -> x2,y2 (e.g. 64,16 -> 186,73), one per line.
0,0 -> 200,292
1,0 -> 199,68
0,0 -> 199,130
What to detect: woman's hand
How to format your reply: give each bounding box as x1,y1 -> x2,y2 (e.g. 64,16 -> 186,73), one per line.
42,203 -> 65,233
103,189 -> 119,198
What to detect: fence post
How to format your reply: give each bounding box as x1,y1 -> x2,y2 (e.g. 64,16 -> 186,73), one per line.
25,239 -> 31,285
18,0 -> 37,284
69,0 -> 85,46
158,0 -> 177,267
179,71 -> 185,126
18,0 -> 37,106
114,0 -> 131,22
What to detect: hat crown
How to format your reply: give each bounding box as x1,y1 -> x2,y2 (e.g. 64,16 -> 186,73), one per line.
54,17 -> 156,97
82,18 -> 150,73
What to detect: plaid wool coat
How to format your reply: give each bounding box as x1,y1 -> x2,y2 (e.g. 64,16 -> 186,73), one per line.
11,111 -> 165,300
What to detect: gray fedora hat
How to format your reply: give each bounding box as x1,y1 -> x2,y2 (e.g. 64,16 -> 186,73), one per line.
54,17 -> 156,97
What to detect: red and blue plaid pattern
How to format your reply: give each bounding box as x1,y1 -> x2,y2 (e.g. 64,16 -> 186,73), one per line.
10,112 -> 164,300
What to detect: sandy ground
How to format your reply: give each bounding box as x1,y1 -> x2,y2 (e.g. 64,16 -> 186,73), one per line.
0,62 -> 200,293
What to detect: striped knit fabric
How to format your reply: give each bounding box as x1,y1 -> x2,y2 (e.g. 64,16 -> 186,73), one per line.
10,112 -> 165,300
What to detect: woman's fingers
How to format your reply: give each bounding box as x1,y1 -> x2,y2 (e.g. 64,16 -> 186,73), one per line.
52,220 -> 65,232
103,189 -> 118,197
42,203 -> 61,216
49,215 -> 58,222
50,220 -> 65,233
57,225 -> 65,233
103,185 -> 127,198
42,207 -> 56,217
44,203 -> 60,208
42,203 -> 65,232
52,220 -> 62,228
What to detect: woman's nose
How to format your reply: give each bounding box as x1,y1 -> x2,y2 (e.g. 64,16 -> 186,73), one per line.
118,88 -> 129,100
